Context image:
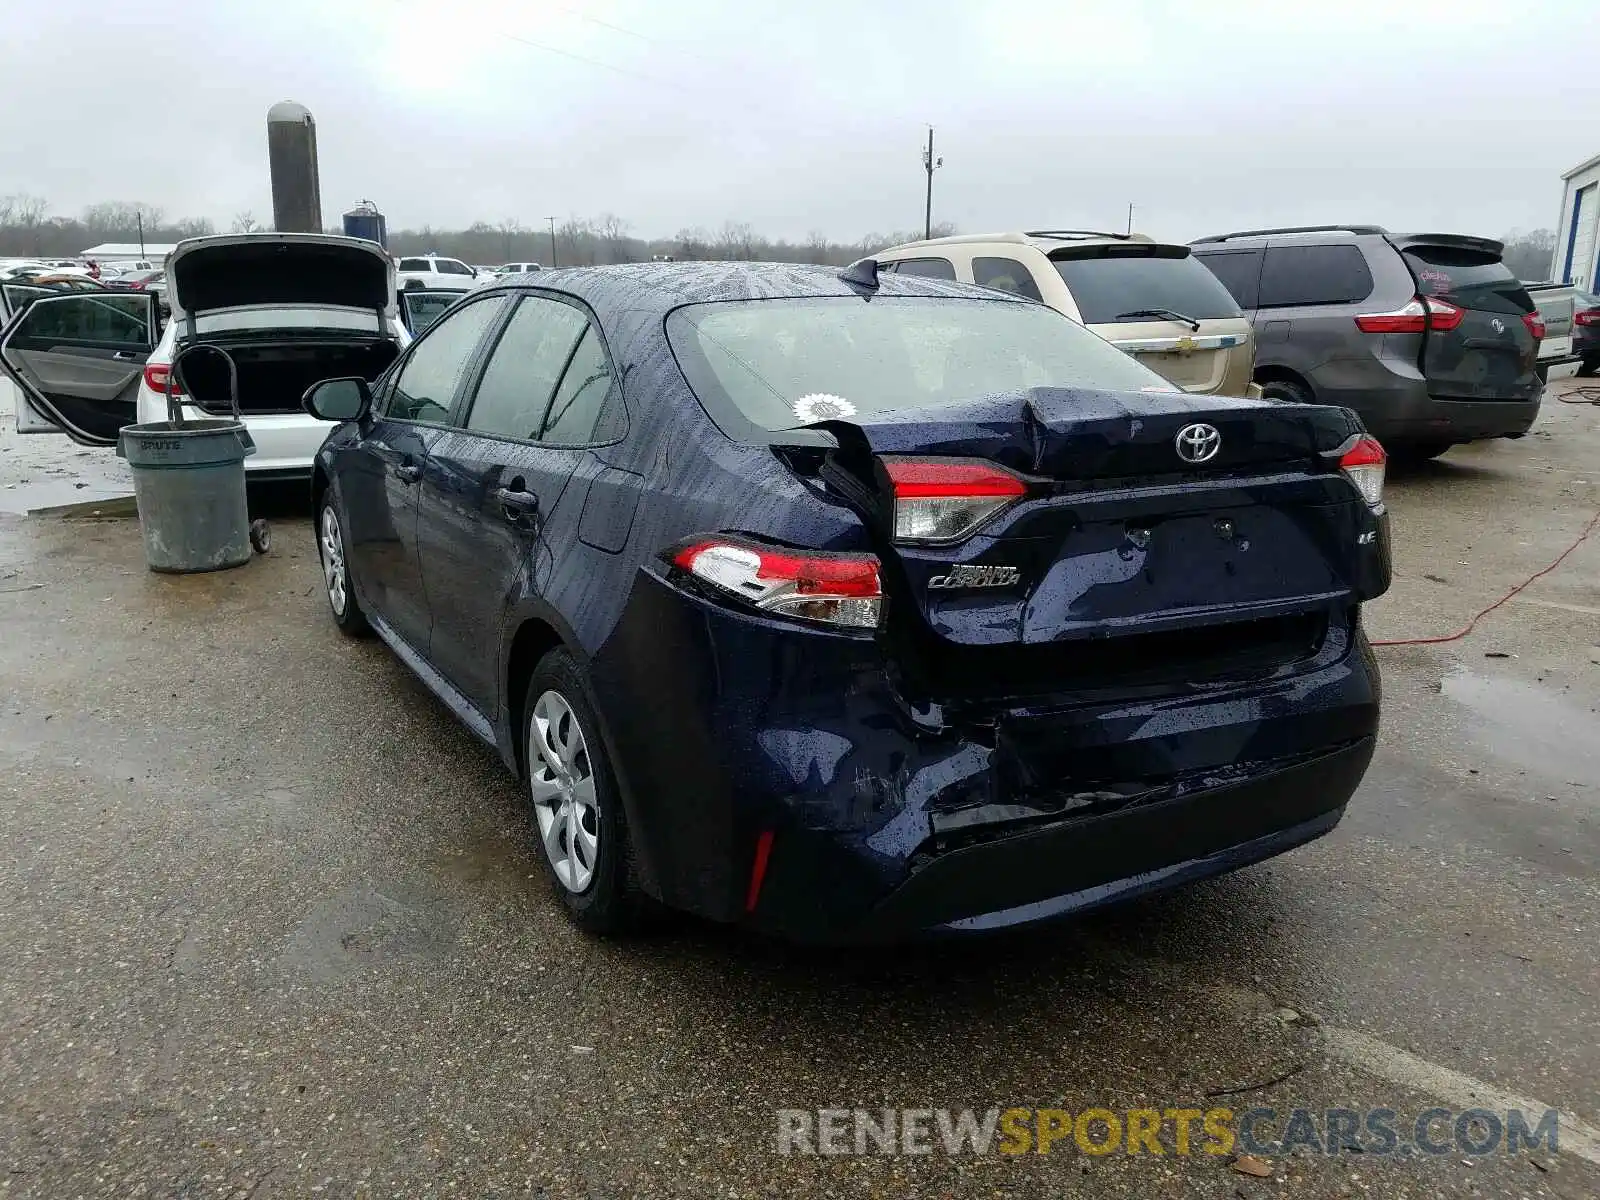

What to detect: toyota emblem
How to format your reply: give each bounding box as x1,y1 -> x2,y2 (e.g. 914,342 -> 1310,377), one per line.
1174,422 -> 1222,464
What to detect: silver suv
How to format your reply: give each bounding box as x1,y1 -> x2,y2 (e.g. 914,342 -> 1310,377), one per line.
1191,226 -> 1544,459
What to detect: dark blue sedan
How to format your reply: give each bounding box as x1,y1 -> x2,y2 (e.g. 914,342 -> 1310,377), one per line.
302,261 -> 1391,941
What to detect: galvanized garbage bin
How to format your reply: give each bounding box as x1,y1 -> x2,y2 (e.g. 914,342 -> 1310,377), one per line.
117,419 -> 256,572
116,343 -> 267,574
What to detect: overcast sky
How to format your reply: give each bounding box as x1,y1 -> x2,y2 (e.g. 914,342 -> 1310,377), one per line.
6,0 -> 1595,243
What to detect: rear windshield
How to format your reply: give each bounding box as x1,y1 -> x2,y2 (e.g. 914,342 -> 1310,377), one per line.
1051,246 -> 1242,324
1404,246 -> 1533,315
666,296 -> 1174,433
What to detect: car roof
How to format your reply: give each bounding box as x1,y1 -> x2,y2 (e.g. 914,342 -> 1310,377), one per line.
473,260 -> 1011,310
877,230 -> 1166,256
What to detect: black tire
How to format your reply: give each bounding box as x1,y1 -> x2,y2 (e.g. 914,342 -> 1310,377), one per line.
317,488 -> 370,637
522,649 -> 642,935
1388,442 -> 1453,463
1258,378 -> 1313,406
1578,357 -> 1599,379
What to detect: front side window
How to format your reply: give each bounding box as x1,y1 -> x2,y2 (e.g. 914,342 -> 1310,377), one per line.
435,259 -> 474,276
464,297 -> 587,441
667,296 -> 1173,436
973,257 -> 1044,302
12,293 -> 150,346
387,295 -> 506,423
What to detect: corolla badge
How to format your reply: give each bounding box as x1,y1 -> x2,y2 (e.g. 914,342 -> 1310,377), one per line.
1174,422 -> 1222,464
1491,317 -> 1506,334
928,564 -> 1022,590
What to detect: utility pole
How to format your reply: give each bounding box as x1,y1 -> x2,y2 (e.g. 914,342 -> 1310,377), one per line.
1125,203 -> 1134,236
922,127 -> 942,241
136,211 -> 146,259
547,216 -> 558,268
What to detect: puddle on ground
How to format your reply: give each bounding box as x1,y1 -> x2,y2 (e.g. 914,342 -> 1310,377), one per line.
1440,668 -> 1600,785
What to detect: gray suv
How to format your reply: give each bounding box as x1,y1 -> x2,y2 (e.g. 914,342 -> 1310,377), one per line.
1192,226 -> 1544,458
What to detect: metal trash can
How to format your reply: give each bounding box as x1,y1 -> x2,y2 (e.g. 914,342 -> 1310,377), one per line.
116,344 -> 268,574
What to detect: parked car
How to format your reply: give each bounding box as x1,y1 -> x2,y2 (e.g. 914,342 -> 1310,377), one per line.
1,233 -> 411,481
1191,226 -> 1544,459
395,254 -> 479,289
873,231 -> 1256,397
1575,289 -> 1600,376
299,261 -> 1389,940
494,261 -> 544,275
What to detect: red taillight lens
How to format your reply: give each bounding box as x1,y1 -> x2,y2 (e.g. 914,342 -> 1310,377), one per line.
1354,296 -> 1462,334
1575,309 -> 1600,327
670,538 -> 883,629
882,458 -> 1028,544
1523,311 -> 1546,340
142,363 -> 182,396
1339,435 -> 1386,509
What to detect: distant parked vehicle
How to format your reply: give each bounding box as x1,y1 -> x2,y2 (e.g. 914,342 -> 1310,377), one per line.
1525,282 -> 1581,379
1573,290 -> 1600,376
494,261 -> 543,275
1191,226 -> 1544,459
395,254 -> 479,289
874,231 -> 1257,397
2,233 -> 411,481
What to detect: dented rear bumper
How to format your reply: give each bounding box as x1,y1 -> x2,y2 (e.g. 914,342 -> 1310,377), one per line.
590,572 -> 1381,942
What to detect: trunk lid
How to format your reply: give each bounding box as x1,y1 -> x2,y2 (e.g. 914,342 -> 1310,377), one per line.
814,388 -> 1382,691
168,234 -> 397,326
1394,235 -> 1541,401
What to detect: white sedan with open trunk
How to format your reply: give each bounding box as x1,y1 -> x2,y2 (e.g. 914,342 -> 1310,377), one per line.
1,233 -> 425,480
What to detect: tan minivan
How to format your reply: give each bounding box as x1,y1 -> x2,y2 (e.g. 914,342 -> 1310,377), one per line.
875,231 -> 1257,397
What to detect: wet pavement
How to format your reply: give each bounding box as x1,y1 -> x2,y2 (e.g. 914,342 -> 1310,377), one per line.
1,382 -> 1598,1198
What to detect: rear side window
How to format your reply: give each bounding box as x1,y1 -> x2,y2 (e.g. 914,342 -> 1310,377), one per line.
397,258 -> 431,272
1403,245 -> 1533,315
1257,245 -> 1374,307
1051,246 -> 1242,323
464,297 -> 587,441
893,257 -> 957,281
540,327 -> 615,445
973,257 -> 1044,302
666,296 -> 1174,436
1192,249 -> 1262,309
388,295 -> 506,423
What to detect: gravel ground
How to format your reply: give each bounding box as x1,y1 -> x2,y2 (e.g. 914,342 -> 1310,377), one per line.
1,381 -> 1597,1198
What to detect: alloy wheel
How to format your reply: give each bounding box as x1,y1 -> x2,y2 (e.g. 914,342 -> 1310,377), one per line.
528,690 -> 600,893
320,506 -> 347,616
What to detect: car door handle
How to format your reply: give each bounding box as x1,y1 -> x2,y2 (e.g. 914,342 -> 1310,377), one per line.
493,486 -> 540,520
112,350 -> 137,360
394,463 -> 423,484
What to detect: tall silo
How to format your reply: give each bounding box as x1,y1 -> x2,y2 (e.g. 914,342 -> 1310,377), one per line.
266,101 -> 323,233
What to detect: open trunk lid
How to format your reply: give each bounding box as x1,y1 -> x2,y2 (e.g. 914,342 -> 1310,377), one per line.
812,387 -> 1384,678
168,234 -> 396,328
1392,234 -> 1541,402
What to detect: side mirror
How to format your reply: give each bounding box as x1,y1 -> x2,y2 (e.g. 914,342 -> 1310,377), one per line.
303,376 -> 371,422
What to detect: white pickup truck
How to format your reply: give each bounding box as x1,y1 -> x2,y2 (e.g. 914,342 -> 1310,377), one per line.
1526,282 -> 1580,379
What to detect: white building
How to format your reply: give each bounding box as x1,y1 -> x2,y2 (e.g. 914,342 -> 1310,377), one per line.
77,241 -> 179,265
1551,153 -> 1600,290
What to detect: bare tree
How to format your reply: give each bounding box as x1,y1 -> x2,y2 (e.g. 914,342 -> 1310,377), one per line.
596,212 -> 632,264
171,217 -> 215,238
558,217 -> 597,265
13,194 -> 49,228
715,221 -> 757,261
803,230 -> 831,264
673,227 -> 710,261
495,217 -> 524,262
1500,228 -> 1558,281
232,211 -> 260,233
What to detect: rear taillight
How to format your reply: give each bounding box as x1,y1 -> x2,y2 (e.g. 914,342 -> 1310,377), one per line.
1576,309 -> 1600,327
1523,311 -> 1546,340
1354,296 -> 1463,334
670,538 -> 883,629
882,458 -> 1028,544
1339,435 -> 1386,509
142,363 -> 183,396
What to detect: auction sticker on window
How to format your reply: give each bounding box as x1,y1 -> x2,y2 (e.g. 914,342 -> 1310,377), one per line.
792,393 -> 857,422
